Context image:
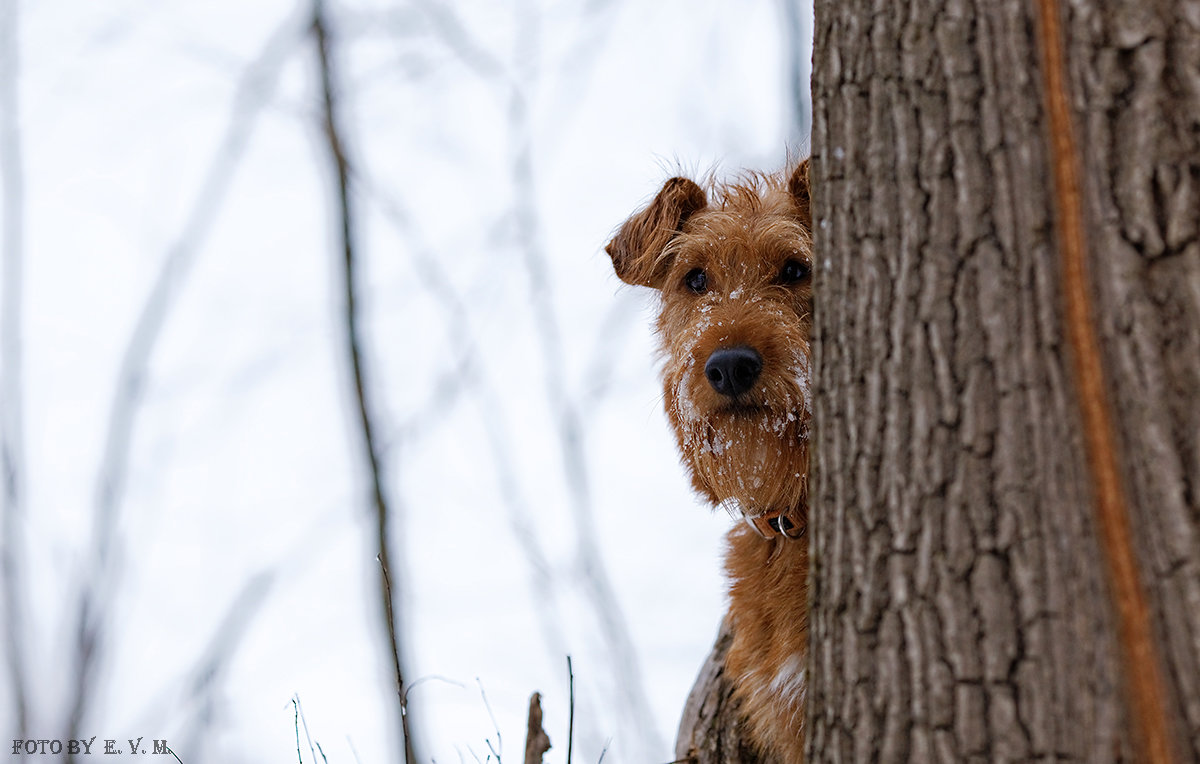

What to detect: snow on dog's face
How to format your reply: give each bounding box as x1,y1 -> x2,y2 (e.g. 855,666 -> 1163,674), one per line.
606,163 -> 813,525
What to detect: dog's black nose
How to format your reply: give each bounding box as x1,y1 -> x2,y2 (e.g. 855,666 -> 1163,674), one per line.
704,346 -> 762,397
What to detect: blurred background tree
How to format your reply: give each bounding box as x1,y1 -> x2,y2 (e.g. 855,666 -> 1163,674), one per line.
0,1 -> 815,762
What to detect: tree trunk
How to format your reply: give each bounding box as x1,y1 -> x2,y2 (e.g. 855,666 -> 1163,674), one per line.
806,1 -> 1199,762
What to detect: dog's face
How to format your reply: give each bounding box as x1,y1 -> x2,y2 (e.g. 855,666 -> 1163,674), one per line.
607,163 -> 814,529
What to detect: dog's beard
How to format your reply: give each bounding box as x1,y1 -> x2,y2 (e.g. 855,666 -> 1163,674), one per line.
665,369 -> 810,514
661,322 -> 813,514
687,411 -> 809,515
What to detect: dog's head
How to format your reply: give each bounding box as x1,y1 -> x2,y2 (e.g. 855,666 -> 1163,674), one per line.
606,162 -> 813,536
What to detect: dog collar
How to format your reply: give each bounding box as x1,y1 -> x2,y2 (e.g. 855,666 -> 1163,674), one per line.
745,510 -> 806,540
722,498 -> 806,540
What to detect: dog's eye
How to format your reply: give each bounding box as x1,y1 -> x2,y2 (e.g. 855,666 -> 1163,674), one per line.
779,259 -> 811,284
685,268 -> 708,293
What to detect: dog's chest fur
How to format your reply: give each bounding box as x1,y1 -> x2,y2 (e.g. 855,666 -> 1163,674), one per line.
725,526 -> 810,763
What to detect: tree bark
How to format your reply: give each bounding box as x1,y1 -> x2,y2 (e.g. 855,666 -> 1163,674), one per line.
675,619 -> 776,764
524,692 -> 552,764
807,1 -> 1199,763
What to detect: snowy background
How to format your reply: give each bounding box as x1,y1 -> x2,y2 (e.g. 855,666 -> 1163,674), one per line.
0,1 -> 812,762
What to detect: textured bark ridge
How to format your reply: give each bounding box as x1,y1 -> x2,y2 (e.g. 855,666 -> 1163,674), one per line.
675,619 -> 776,764
807,1 -> 1198,762
1064,3 -> 1200,759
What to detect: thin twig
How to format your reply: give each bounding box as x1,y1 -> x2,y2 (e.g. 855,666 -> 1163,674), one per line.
297,695 -> 319,764
63,10 -> 303,751
294,698 -> 304,764
404,673 -> 467,704
408,0 -> 509,83
567,656 -> 575,764
0,0 -> 29,738
310,2 -> 416,761
347,736 -> 364,764
478,678 -> 503,763
379,545 -> 417,761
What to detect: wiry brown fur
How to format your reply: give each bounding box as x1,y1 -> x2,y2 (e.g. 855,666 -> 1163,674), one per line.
607,162 -> 813,763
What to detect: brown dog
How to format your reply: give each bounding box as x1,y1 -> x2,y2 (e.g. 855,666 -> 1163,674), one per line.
606,161 -> 813,763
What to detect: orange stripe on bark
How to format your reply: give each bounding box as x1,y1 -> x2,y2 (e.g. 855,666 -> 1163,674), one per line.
1032,1 -> 1175,761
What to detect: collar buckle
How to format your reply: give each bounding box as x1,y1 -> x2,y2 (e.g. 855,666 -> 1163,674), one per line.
743,509 -> 806,540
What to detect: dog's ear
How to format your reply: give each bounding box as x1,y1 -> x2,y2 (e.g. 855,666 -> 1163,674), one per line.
788,159 -> 811,229
606,177 -> 707,289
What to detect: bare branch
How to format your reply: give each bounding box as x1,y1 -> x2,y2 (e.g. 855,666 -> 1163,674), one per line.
403,0 -> 662,752
578,293 -> 643,408
174,571 -> 276,760
0,0 -> 29,737
779,0 -> 813,141
62,8 -> 305,750
310,2 -> 417,760
409,0 -> 509,83
540,0 -> 623,160
505,13 -> 665,754
358,174 -> 572,668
